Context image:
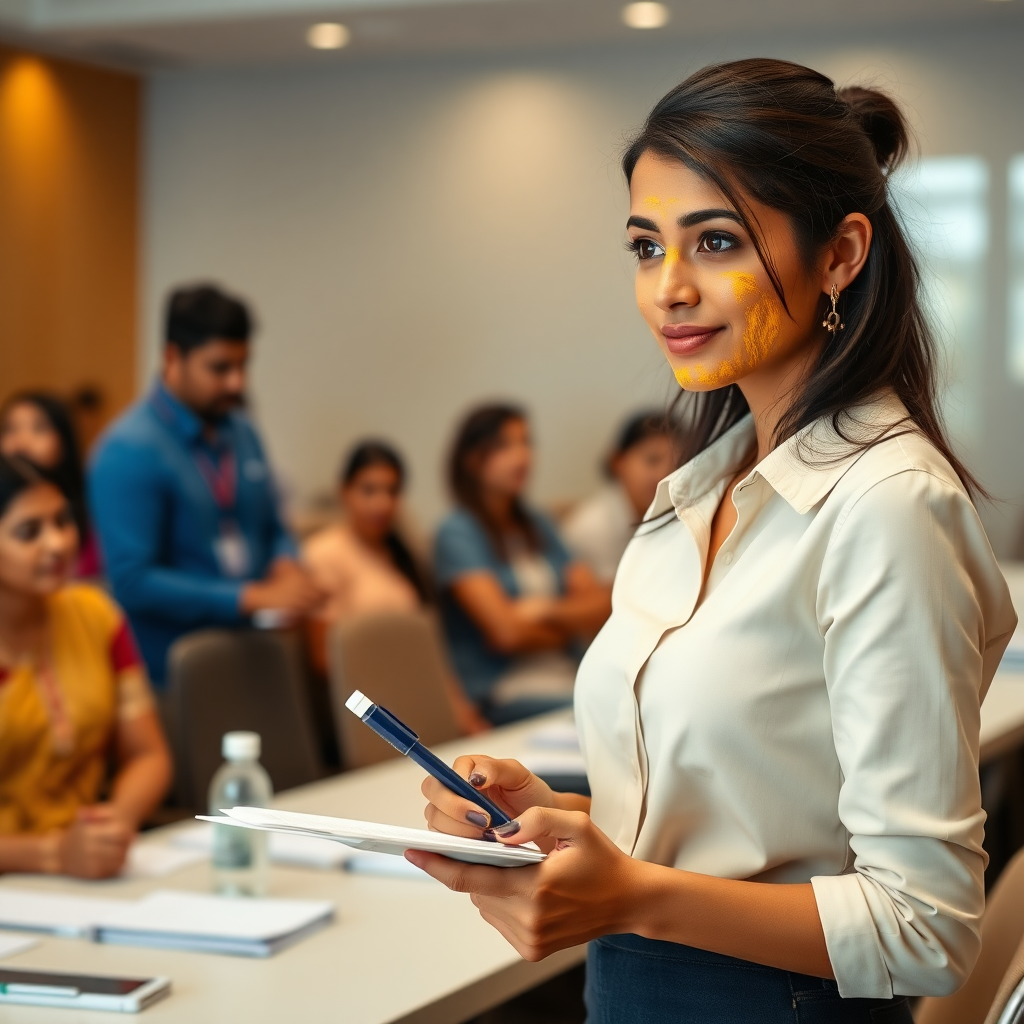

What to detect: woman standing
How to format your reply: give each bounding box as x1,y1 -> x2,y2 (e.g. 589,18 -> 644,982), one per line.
434,405 -> 610,725
409,60 -> 1016,1019
0,456 -> 171,879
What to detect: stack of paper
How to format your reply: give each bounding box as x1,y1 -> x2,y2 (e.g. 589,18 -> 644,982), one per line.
199,807 -> 546,868
93,890 -> 334,957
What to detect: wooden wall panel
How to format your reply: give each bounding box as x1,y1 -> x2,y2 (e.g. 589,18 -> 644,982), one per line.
0,46 -> 139,449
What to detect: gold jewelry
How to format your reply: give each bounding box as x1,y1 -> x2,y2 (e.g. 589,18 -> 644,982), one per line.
822,283 -> 844,335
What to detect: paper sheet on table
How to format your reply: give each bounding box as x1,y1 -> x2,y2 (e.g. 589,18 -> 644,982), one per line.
525,720 -> 581,751
169,822 -> 427,878
1002,624 -> 1024,672
93,889 -> 333,958
122,841 -> 208,879
0,930 -> 39,958
198,807 -> 546,868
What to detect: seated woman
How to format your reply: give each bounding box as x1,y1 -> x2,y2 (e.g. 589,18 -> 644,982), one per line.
0,391 -> 101,578
563,410 -> 679,583
303,441 -> 430,624
303,441 -> 487,734
434,404 -> 611,725
0,456 -> 172,880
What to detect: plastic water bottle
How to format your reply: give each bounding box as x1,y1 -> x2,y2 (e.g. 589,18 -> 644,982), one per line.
209,731 -> 272,897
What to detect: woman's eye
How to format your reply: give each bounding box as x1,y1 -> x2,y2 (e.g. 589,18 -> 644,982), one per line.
12,520 -> 41,543
55,506 -> 75,529
632,238 -> 665,261
698,231 -> 738,254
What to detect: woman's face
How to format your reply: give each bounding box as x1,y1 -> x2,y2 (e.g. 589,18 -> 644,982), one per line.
0,483 -> 78,598
341,464 -> 402,544
476,418 -> 533,500
627,151 -> 824,392
0,403 -> 63,468
612,434 -> 677,517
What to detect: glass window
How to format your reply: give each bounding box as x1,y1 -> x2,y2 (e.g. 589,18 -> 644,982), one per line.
1009,156 -> 1024,383
893,156 -> 989,445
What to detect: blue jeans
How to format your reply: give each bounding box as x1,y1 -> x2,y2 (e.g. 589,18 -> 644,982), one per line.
585,934 -> 914,1023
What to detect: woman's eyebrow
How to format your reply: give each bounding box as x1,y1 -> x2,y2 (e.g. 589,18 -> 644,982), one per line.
626,215 -> 659,231
679,208 -> 742,228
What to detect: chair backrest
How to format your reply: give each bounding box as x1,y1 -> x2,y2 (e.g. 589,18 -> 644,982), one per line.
917,845 -> 1024,1024
165,628 -> 321,810
989,957 -> 1024,1024
326,609 -> 462,769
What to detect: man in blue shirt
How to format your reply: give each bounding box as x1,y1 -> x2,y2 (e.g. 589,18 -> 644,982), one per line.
89,284 -> 320,687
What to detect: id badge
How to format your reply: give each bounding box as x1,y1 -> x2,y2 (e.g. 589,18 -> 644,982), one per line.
214,524 -> 251,578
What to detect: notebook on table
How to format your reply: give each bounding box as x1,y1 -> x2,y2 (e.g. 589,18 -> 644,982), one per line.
198,807 -> 547,868
92,890 -> 334,958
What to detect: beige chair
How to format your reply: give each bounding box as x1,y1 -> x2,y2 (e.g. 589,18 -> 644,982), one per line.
916,846 -> 1024,1024
326,609 -> 462,769
165,628 -> 321,810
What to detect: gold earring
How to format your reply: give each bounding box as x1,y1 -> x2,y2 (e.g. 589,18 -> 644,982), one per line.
822,283 -> 844,335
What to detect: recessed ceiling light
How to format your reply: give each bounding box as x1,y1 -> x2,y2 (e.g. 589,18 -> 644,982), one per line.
307,22 -> 351,49
622,2 -> 671,28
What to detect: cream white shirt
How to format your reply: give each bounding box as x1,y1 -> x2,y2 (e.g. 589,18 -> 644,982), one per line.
563,484 -> 637,583
574,392 -> 1017,999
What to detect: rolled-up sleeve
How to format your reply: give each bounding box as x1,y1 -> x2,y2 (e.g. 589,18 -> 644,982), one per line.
812,467 -> 1016,998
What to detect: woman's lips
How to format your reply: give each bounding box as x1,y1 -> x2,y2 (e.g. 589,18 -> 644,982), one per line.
661,324 -> 724,355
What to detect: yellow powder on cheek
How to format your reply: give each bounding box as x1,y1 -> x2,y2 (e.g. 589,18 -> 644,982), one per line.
724,271 -> 782,368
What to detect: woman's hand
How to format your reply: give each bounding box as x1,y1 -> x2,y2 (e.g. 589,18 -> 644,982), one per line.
56,805 -> 133,879
421,756 -> 561,841
407,805 -> 644,961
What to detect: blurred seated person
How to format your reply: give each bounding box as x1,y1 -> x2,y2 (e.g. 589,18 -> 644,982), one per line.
303,441 -> 429,625
304,440 -> 488,734
88,284 -> 321,688
0,456 -> 171,880
562,410 -> 679,583
1,391 -> 101,578
434,404 -> 611,725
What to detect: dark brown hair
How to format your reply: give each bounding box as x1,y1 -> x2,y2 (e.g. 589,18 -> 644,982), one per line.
623,58 -> 981,498
0,392 -> 88,535
448,403 -> 539,558
338,439 -> 429,602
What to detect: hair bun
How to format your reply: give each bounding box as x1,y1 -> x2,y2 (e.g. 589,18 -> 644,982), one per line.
837,85 -> 910,173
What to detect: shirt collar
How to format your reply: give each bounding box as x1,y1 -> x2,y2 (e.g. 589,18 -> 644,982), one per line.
149,383 -> 229,449
648,389 -> 912,520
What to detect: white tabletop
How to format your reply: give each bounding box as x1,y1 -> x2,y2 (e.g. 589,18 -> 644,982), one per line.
0,714 -> 585,1024
2,566 -> 1022,1021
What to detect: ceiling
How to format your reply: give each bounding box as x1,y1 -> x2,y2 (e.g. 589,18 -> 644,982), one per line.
1,0 -> 1022,72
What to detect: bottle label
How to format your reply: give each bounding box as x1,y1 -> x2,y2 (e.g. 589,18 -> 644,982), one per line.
213,823 -> 254,869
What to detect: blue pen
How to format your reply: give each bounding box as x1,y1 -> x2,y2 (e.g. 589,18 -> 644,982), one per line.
345,690 -> 513,829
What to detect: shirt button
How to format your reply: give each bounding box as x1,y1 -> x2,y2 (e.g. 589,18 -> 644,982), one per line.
723,551 -> 734,565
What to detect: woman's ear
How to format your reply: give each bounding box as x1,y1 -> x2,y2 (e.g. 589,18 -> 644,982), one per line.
822,212 -> 872,294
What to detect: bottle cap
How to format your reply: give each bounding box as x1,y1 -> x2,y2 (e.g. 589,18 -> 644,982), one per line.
222,731 -> 261,761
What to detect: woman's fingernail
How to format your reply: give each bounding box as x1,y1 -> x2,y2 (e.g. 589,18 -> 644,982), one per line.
466,810 -> 489,828
469,773 -> 486,788
490,820 -> 520,839
480,831 -> 498,842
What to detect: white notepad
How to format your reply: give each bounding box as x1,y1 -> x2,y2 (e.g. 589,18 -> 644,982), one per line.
198,807 -> 547,868
0,890 -> 128,938
93,890 -> 334,957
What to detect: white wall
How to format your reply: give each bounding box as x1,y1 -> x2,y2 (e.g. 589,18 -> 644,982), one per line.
144,24 -> 1024,552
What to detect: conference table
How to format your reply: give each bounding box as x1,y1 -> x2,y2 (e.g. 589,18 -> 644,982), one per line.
1,564 -> 1023,1024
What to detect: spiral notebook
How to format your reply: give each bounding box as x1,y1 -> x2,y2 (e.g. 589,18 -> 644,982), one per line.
197,807 -> 546,868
